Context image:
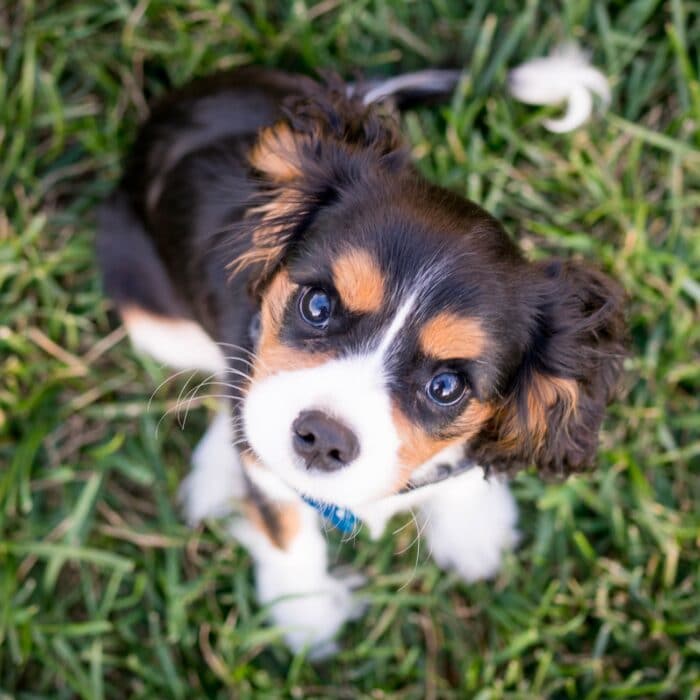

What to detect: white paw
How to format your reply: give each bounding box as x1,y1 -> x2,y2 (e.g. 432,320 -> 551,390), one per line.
421,469 -> 519,583
258,566 -> 366,659
178,410 -> 244,526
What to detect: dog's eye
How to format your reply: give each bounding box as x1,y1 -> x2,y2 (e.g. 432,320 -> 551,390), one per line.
299,287 -> 332,329
427,371 -> 467,406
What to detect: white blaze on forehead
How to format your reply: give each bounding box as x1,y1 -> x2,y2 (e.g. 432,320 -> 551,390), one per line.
374,291 -> 417,360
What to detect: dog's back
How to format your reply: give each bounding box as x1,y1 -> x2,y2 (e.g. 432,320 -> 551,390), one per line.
97,69 -> 306,333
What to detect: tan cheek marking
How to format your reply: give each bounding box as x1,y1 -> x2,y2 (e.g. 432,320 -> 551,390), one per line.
392,400 -> 494,486
253,270 -> 332,380
420,313 -> 487,361
244,499 -> 301,550
332,249 -> 385,314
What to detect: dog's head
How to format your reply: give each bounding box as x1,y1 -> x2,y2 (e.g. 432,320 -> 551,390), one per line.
237,79 -> 626,507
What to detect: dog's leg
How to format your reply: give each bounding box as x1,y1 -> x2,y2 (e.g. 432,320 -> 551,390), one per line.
230,474 -> 365,659
419,468 -> 519,583
179,407 -> 246,525
181,415 -> 363,657
121,307 -> 227,375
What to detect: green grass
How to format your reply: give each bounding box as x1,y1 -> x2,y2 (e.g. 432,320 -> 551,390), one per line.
1,1 -> 699,697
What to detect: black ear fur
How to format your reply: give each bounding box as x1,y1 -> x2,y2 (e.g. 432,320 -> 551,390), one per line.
228,76 -> 409,294
471,260 -> 627,477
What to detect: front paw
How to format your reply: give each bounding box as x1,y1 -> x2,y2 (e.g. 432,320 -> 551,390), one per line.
259,568 -> 366,658
422,471 -> 519,583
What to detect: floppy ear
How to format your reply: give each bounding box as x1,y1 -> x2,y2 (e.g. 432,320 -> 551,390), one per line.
471,260 -> 627,477
229,78 -> 408,293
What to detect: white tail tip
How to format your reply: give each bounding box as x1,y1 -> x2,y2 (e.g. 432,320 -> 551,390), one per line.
507,43 -> 610,132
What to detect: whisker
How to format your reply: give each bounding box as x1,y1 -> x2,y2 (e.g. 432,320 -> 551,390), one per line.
149,367 -> 200,419
174,370 -> 200,429
202,381 -> 249,395
178,378 -> 249,397
180,376 -> 215,428
397,508 -> 428,593
227,438 -> 252,449
156,393 -> 243,435
214,340 -> 257,357
395,508 -> 423,556
177,368 -> 242,427
156,397 -> 201,435
219,354 -> 257,370
340,518 -> 363,544
392,514 -> 416,536
219,366 -> 255,381
178,393 -> 245,406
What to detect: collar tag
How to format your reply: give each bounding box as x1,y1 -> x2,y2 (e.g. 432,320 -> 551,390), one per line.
302,496 -> 359,533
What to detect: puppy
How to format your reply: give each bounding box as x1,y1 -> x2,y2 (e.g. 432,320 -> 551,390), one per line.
98,67 -> 626,656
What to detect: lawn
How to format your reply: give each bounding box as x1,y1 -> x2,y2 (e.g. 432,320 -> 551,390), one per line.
1,1 -> 699,698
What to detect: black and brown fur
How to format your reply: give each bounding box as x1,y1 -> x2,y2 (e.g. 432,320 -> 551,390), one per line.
99,66 -> 627,516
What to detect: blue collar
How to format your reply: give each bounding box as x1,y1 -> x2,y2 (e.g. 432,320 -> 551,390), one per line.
301,496 -> 359,534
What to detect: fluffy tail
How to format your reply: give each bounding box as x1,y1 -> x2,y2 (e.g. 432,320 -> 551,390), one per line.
358,44 -> 609,132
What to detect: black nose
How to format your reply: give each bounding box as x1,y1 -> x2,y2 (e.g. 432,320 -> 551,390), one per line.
292,410 -> 360,472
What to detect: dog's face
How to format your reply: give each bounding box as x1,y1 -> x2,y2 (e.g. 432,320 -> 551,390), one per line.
239,83 -> 626,507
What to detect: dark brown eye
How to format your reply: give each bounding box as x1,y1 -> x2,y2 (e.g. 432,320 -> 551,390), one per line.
299,288 -> 332,329
427,371 -> 466,406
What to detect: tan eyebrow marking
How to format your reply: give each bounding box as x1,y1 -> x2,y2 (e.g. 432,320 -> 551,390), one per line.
332,248 -> 385,314
419,312 -> 487,360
